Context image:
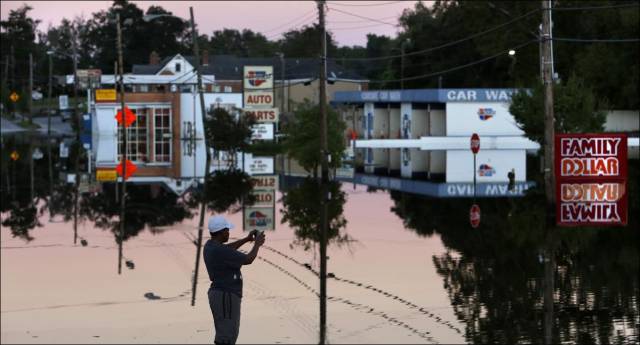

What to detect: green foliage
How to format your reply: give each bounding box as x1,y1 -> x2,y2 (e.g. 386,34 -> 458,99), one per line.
282,100 -> 346,174
198,169 -> 255,213
509,74 -> 606,144
208,29 -> 277,57
279,24 -> 338,58
280,178 -> 350,251
204,107 -> 255,166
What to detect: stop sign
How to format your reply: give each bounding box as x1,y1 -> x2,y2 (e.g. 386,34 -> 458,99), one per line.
470,133 -> 480,154
469,204 -> 481,228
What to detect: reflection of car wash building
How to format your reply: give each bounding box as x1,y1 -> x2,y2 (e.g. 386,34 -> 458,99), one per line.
332,89 -> 541,197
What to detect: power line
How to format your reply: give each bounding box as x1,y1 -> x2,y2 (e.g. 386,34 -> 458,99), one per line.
261,9 -> 317,34
326,15 -> 399,24
265,12 -> 318,40
332,8 -> 540,61
552,3 -> 639,11
327,22 -> 386,31
552,37 -> 640,43
355,39 -> 537,84
327,7 -> 398,27
328,1 -> 405,7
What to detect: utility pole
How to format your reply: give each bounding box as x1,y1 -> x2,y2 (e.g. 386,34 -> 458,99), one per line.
47,51 -> 54,215
541,0 -> 555,209
190,6 -> 211,307
541,2 -> 556,345
28,53 -> 33,124
279,52 -> 285,128
116,13 -> 127,274
71,29 -> 82,246
317,1 -> 328,343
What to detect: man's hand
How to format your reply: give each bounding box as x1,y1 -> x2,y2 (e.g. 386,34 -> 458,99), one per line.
247,230 -> 259,242
255,232 -> 265,247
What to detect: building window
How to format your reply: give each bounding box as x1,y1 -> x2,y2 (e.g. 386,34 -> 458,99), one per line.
118,107 -> 149,163
175,63 -> 181,72
139,84 -> 149,92
154,107 -> 172,163
224,85 -> 232,93
214,85 -> 221,92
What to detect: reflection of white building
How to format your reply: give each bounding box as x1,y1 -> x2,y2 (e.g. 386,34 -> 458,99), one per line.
333,89 -> 639,198
74,54 -> 243,195
333,89 -> 540,197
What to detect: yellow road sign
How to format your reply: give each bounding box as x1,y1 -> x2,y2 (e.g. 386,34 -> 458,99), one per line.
10,151 -> 19,161
9,92 -> 19,103
95,89 -> 116,102
96,169 -> 117,182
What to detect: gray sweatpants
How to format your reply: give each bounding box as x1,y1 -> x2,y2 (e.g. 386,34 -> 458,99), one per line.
208,288 -> 241,344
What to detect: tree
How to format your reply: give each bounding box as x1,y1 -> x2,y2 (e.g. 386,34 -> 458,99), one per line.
0,5 -> 41,112
509,74 -> 606,145
207,29 -> 277,57
204,107 -> 255,168
282,100 -> 346,176
280,178 -> 350,251
85,0 -> 189,73
278,24 -> 338,58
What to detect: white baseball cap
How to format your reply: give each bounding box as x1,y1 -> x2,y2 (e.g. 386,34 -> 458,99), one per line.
208,215 -> 235,234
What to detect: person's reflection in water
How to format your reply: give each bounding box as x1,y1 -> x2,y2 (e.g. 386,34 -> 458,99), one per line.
203,215 -> 265,345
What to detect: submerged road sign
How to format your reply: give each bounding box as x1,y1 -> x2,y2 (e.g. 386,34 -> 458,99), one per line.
470,204 -> 481,228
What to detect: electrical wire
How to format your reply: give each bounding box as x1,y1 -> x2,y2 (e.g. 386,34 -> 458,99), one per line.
328,22 -> 389,31
265,12 -> 319,40
331,7 -> 540,61
261,8 -> 317,34
327,14 -> 399,24
349,39 -> 537,84
328,1 -> 406,7
327,7 -> 399,27
552,3 -> 639,11
552,37 -> 640,43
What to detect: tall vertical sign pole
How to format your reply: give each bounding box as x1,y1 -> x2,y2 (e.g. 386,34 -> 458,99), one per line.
317,1 -> 328,343
116,13 -> 127,275
191,6 -> 210,308
469,133 -> 481,228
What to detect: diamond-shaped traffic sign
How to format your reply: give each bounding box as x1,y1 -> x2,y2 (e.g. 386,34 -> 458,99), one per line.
116,159 -> 137,180
10,150 -> 19,161
115,106 -> 136,127
9,92 -> 19,103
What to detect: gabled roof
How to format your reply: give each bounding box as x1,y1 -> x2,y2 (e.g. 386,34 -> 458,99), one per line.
132,54 -> 366,81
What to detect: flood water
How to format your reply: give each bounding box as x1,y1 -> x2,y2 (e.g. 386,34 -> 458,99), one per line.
1,134 -> 638,344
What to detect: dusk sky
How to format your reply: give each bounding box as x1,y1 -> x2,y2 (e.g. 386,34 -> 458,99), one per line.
0,1 -> 423,46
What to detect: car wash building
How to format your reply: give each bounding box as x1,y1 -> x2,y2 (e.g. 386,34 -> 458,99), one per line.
332,88 -> 541,197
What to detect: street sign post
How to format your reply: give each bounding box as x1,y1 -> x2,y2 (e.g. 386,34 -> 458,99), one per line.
470,204 -> 481,228
470,133 -> 480,199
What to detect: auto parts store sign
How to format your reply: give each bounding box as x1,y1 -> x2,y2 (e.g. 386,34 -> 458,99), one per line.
555,134 -> 627,226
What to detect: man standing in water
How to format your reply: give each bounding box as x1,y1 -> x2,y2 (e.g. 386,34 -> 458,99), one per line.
203,215 -> 265,344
